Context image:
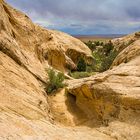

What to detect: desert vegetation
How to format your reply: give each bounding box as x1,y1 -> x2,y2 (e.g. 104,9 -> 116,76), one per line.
77,57 -> 87,72
88,40 -> 118,72
69,40 -> 118,79
46,69 -> 66,94
84,40 -> 118,72
68,71 -> 96,79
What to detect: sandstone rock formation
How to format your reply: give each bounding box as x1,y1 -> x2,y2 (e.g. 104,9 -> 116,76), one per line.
111,33 -> 140,67
67,33 -> 140,139
0,0 -> 140,140
0,1 -> 111,140
112,31 -> 140,52
0,0 -> 92,79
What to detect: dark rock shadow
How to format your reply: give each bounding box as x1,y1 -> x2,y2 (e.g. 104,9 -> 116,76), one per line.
65,93 -> 102,128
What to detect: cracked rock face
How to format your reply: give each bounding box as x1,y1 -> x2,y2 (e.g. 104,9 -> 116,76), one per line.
0,0 -> 140,140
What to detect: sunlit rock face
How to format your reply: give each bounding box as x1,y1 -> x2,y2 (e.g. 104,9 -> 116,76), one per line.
0,0 -> 92,77
0,0 -> 140,140
67,32 -> 140,139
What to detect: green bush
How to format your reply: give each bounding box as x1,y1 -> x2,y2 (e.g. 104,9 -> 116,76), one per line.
91,50 -> 118,72
68,40 -> 118,79
85,40 -> 104,51
46,69 -> 66,94
69,71 -> 95,79
92,51 -> 105,72
85,40 -> 118,72
77,57 -> 87,72
85,41 -> 96,51
100,50 -> 118,71
103,40 -> 114,55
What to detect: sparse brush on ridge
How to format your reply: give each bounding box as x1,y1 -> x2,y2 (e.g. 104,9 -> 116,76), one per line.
46,68 -> 66,94
85,40 -> 104,51
68,40 -> 118,79
68,57 -> 96,79
85,40 -> 118,72
68,71 -> 96,79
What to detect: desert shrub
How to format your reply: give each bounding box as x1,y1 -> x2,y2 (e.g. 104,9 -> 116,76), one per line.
100,50 -> 118,71
103,40 -> 114,55
85,41 -> 96,51
85,41 -> 104,51
69,71 -> 95,79
92,51 -> 104,72
85,40 -> 118,72
67,40 -> 118,79
46,69 -> 66,94
86,65 -> 95,73
77,57 -> 87,72
94,41 -> 104,46
92,50 -> 118,72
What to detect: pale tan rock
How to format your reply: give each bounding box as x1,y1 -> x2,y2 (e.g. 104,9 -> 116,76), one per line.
67,55 -> 140,139
0,0 -> 92,79
0,0 -> 140,140
112,39 -> 140,67
112,32 -> 139,52
0,0 -> 114,140
66,32 -> 140,139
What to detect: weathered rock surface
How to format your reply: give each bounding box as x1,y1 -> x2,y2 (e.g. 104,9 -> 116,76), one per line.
0,0 -> 92,79
112,37 -> 140,67
0,0 -> 113,140
112,32 -> 140,52
0,0 -> 140,140
67,43 -> 140,139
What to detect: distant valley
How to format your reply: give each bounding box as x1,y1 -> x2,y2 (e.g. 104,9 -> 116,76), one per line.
73,34 -> 126,42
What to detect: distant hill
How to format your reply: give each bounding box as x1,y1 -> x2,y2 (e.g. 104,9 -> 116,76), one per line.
73,34 -> 126,42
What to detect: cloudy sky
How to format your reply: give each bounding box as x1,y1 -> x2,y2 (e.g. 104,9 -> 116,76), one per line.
6,0 -> 140,35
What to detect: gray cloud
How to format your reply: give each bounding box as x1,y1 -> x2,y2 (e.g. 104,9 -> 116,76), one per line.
6,0 -> 140,34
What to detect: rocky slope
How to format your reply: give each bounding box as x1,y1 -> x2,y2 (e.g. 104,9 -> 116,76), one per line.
0,0 -> 92,80
67,33 -> 140,139
0,0 -> 140,140
111,33 -> 140,67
